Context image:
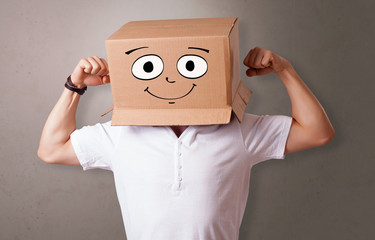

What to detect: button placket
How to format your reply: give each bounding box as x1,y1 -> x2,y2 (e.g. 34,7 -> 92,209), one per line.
174,140 -> 183,191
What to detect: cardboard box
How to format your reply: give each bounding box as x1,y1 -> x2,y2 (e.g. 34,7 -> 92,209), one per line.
105,17 -> 252,126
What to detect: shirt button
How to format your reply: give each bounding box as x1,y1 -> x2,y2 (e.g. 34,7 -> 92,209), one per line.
179,152 -> 182,156
178,165 -> 182,169
178,177 -> 182,181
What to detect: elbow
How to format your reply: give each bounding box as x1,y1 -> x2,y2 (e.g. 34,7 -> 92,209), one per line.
316,126 -> 335,146
37,147 -> 56,164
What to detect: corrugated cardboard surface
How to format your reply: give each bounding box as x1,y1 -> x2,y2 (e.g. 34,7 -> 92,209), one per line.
107,18 -> 235,39
105,17 -> 251,126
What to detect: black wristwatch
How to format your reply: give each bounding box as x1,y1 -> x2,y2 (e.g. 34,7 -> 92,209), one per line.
64,75 -> 87,95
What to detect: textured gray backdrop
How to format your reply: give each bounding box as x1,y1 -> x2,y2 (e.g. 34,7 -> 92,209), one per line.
1,0 -> 374,239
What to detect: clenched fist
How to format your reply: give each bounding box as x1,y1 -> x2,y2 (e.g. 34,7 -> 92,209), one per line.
243,47 -> 291,77
70,56 -> 110,88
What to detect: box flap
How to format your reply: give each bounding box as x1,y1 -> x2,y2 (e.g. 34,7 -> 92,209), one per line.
232,81 -> 252,122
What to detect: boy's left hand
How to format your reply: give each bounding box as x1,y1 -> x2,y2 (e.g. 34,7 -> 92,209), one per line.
243,47 -> 291,77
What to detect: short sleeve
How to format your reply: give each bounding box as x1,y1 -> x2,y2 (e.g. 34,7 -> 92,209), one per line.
70,121 -> 120,171
240,114 -> 292,166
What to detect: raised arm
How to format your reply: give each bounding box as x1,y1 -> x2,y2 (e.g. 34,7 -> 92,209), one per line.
37,56 -> 110,165
243,47 -> 334,154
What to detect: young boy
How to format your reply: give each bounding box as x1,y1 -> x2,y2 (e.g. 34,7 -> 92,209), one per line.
38,47 -> 334,240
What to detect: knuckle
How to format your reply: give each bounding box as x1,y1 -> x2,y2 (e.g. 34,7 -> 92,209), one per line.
92,65 -> 99,71
79,58 -> 87,64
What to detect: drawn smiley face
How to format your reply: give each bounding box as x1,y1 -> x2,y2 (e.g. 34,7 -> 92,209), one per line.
126,47 -> 209,104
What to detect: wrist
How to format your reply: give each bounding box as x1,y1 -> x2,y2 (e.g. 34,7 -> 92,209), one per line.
65,75 -> 87,95
275,61 -> 293,76
70,74 -> 87,89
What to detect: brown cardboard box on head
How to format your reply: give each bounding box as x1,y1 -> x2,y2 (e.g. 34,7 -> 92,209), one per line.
105,17 -> 252,126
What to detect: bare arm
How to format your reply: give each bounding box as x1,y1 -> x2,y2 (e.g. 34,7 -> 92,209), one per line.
243,47 -> 334,154
38,56 -> 110,165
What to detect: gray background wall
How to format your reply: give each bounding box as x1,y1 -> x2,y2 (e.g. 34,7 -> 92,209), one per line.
1,0 -> 374,239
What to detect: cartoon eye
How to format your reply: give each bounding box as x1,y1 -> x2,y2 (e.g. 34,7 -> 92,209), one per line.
177,55 -> 208,79
132,54 -> 164,80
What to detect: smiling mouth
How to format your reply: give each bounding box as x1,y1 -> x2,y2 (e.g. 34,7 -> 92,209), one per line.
144,84 -> 197,102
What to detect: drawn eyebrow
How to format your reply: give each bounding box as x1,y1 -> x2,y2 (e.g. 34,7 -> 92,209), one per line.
125,46 -> 149,55
188,47 -> 209,53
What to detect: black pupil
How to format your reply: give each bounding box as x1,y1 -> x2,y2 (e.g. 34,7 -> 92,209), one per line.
186,60 -> 195,71
143,61 -> 154,73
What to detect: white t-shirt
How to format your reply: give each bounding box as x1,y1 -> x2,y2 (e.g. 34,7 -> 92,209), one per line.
70,113 -> 292,240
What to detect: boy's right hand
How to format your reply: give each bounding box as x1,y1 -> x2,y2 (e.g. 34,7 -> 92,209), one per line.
70,56 -> 110,89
